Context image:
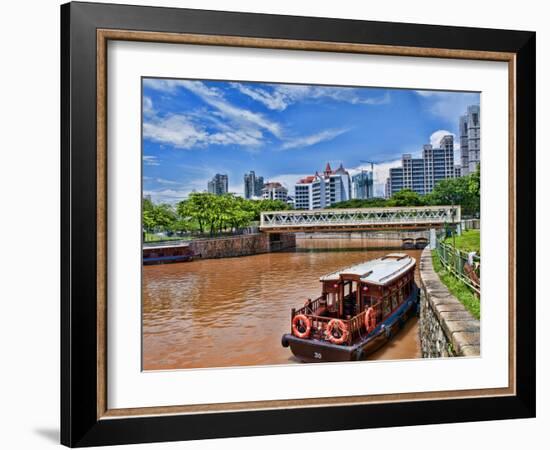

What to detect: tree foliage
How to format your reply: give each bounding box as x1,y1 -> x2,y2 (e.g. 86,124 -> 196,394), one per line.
426,165 -> 480,216
330,167 -> 480,217
327,198 -> 388,209
142,198 -> 176,233
386,189 -> 426,207
143,193 -> 289,236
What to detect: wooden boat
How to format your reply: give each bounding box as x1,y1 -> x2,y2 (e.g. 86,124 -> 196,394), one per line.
142,244 -> 198,265
281,253 -> 419,362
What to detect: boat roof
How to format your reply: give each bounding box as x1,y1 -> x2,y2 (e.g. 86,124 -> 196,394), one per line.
319,253 -> 415,286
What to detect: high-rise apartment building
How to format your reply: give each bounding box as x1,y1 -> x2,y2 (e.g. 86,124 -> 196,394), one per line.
385,135 -> 457,198
386,167 -> 404,198
243,171 -> 264,199
294,163 -> 351,210
207,173 -> 228,195
261,182 -> 288,202
459,104 -> 481,175
423,136 -> 455,193
351,170 -> 374,199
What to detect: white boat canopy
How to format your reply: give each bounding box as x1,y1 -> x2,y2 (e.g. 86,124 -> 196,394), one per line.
319,253 -> 415,286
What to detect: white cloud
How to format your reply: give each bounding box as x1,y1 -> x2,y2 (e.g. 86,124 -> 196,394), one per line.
143,113 -> 266,150
150,177 -> 181,186
415,90 -> 480,125
143,79 -> 390,152
144,174 -> 212,203
143,96 -> 154,116
143,155 -> 160,166
183,80 -> 283,138
281,128 -> 350,150
231,83 -> 391,111
230,83 -> 288,111
142,79 -> 186,93
143,115 -> 208,149
144,79 -> 282,141
143,188 -> 190,204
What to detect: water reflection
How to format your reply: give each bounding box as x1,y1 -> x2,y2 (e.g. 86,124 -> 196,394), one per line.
143,238 -> 422,370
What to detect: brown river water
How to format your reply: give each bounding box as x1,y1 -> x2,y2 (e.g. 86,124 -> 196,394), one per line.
143,238 -> 422,370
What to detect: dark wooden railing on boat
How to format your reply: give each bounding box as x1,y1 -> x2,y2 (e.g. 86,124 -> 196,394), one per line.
292,302 -> 380,345
348,310 -> 367,339
293,295 -> 326,316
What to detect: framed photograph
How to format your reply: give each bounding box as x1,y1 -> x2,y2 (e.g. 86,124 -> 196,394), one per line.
61,1 -> 535,447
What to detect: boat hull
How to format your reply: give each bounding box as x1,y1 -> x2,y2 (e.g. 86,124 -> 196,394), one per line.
282,284 -> 420,362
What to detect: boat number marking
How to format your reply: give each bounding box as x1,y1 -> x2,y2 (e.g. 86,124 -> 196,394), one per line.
313,352 -> 322,360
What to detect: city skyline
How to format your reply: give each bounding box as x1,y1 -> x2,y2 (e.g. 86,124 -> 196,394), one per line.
142,78 -> 480,203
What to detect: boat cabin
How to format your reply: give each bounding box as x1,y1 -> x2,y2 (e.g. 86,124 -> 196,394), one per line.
291,253 -> 416,345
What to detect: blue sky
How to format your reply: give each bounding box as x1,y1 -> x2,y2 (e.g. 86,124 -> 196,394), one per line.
142,78 -> 479,201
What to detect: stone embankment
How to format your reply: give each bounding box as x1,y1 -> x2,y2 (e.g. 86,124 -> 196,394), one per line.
143,233 -> 296,261
418,247 -> 480,357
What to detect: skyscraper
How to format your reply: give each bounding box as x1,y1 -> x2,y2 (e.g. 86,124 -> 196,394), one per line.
207,173 -> 228,195
459,104 -> 481,175
403,153 -> 427,195
351,170 -> 374,199
243,171 -> 264,199
386,167 -> 404,198
385,135 -> 457,197
423,136 -> 455,193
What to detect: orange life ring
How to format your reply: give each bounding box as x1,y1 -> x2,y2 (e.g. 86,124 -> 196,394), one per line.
364,307 -> 377,333
292,314 -> 311,339
326,319 -> 349,345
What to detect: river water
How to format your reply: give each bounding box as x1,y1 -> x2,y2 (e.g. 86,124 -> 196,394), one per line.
142,238 -> 422,370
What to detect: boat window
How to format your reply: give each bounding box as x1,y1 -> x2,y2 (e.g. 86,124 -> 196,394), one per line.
326,292 -> 338,312
391,293 -> 398,310
374,302 -> 383,322
363,295 -> 373,308
383,297 -> 391,317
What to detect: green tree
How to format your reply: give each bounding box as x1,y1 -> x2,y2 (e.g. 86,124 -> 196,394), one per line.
142,198 -> 176,233
142,198 -> 156,233
329,198 -> 388,209
427,168 -> 480,217
152,203 -> 176,231
177,193 -> 214,233
387,189 -> 426,207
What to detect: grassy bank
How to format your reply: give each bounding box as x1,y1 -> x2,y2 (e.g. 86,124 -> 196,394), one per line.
443,229 -> 480,253
431,250 -> 480,319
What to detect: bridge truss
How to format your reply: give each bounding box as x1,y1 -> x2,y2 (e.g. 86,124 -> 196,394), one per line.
260,206 -> 461,233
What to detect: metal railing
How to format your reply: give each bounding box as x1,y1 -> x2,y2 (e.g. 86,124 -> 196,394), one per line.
435,238 -> 480,295
260,206 -> 461,232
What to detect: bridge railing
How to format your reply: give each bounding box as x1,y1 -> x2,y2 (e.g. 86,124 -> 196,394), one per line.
260,206 -> 461,229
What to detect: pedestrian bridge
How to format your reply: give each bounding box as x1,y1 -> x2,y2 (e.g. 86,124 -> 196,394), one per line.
259,205 -> 461,233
